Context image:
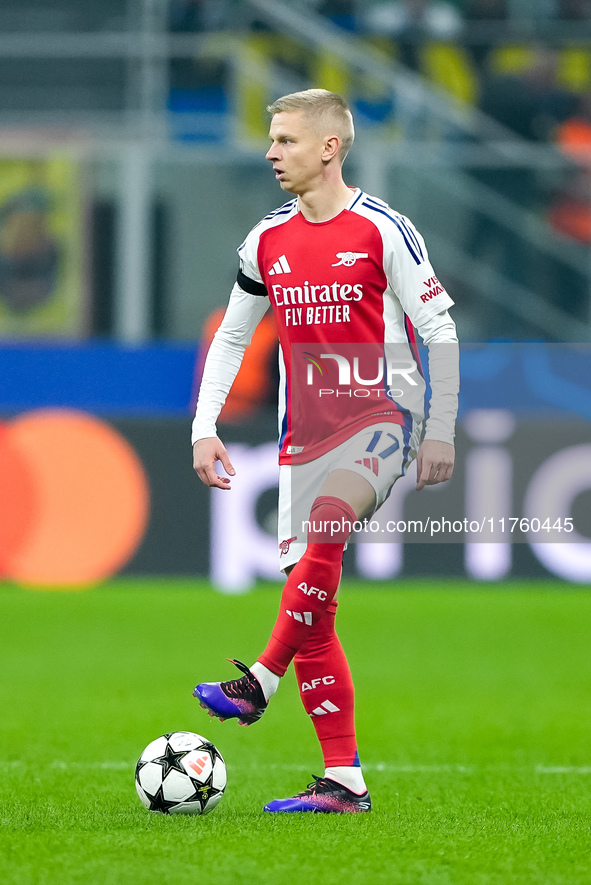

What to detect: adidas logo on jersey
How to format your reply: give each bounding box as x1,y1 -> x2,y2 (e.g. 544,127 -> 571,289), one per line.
268,255 -> 291,276
310,699 -> 340,717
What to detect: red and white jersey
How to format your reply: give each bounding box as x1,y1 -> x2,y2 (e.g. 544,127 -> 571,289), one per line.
236,188 -> 454,464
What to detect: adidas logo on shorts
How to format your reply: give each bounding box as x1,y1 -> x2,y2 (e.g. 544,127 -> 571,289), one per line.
355,457 -> 379,476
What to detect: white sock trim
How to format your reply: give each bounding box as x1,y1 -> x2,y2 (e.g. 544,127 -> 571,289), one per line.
324,766 -> 367,795
250,662 -> 280,702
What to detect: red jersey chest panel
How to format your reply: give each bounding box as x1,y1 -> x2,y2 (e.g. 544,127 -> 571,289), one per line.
257,209 -> 415,464
258,209 -> 388,347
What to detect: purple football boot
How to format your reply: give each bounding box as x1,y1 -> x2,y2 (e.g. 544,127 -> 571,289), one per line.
263,776 -> 372,814
193,659 -> 268,727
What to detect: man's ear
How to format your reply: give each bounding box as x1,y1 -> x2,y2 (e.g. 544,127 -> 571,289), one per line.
322,135 -> 341,163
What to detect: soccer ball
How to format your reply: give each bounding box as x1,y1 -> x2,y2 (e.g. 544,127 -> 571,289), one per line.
135,731 -> 226,815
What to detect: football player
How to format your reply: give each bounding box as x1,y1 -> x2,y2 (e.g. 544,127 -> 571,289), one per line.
192,89 -> 459,813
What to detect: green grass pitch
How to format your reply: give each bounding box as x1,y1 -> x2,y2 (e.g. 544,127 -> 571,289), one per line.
1,578 -> 591,885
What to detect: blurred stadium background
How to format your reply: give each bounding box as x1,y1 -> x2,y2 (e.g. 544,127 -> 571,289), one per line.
0,0 -> 590,591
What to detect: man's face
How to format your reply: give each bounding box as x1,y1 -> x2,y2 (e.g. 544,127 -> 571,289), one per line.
265,110 -> 327,194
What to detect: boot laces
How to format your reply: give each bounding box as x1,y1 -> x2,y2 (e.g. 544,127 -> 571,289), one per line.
221,659 -> 259,700
297,776 -> 332,798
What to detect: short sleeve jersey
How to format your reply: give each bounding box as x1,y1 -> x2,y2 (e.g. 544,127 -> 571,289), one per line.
237,188 -> 454,465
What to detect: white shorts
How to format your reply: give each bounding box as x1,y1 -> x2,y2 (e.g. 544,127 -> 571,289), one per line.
277,421 -> 421,572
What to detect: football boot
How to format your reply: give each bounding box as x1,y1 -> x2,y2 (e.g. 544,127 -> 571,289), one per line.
193,659 -> 268,726
263,776 -> 371,813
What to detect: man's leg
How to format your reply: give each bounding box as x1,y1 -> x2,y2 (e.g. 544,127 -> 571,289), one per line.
260,472 -> 374,804
195,471 -> 375,722
194,492 -> 357,727
255,494 -> 355,675
261,589 -> 370,813
256,465 -> 376,674
293,600 -> 366,789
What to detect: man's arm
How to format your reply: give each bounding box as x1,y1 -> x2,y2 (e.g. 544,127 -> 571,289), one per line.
192,283 -> 269,489
376,213 -> 458,490
414,310 -> 459,491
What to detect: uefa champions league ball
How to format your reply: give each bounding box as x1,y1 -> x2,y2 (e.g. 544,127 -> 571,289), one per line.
135,731 -> 227,815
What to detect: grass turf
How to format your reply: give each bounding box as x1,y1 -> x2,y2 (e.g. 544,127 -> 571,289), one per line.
1,578 -> 591,884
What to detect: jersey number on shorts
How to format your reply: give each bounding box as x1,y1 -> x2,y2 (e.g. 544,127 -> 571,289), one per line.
366,430 -> 400,459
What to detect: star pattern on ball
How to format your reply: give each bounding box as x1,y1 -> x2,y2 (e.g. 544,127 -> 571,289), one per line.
208,742 -> 225,766
145,783 -> 181,814
185,771 -> 220,811
199,740 -> 225,771
152,741 -> 188,778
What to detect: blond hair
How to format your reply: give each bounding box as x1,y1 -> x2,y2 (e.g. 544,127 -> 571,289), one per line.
267,89 -> 355,163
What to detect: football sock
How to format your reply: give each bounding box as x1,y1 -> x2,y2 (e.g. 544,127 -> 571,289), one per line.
249,661 -> 280,702
324,766 -> 367,795
294,601 -> 361,771
258,496 -> 356,677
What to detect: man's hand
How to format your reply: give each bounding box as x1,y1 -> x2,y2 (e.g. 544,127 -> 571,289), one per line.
416,439 -> 455,491
193,437 -> 235,490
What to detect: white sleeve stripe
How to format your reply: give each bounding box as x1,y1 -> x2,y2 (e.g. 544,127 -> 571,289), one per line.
362,201 -> 423,265
363,197 -> 425,260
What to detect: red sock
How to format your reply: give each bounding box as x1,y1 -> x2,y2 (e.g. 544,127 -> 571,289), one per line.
258,496 -> 356,677
294,601 -> 358,767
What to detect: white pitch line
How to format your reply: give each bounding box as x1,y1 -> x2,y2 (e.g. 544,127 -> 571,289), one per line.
0,761 -> 470,773
0,761 -> 131,770
2,761 -> 591,775
258,763 -> 473,773
536,766 -> 591,774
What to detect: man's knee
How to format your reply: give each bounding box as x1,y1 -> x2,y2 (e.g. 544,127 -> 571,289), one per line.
307,495 -> 357,546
